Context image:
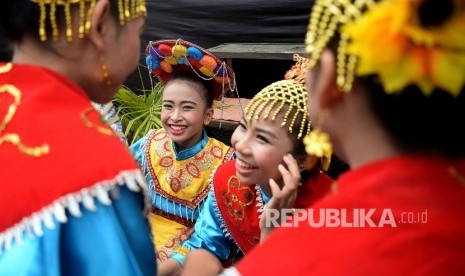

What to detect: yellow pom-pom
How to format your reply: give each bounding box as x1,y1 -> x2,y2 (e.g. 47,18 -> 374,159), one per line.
199,66 -> 214,77
172,45 -> 188,57
164,56 -> 178,65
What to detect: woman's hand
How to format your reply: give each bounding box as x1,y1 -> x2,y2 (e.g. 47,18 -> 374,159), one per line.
181,249 -> 223,276
158,258 -> 183,276
259,153 -> 301,242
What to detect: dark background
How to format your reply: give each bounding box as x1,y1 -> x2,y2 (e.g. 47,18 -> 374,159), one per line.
0,0 -> 349,177
1,0 -> 315,97
126,0 -> 315,98
0,41 -> 12,62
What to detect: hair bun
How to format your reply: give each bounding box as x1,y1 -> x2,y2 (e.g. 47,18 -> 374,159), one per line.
418,0 -> 454,27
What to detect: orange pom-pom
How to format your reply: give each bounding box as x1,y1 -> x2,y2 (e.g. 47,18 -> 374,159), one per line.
199,66 -> 214,77
164,56 -> 178,65
160,60 -> 173,73
158,44 -> 172,56
172,44 -> 188,57
214,75 -> 231,85
199,55 -> 217,71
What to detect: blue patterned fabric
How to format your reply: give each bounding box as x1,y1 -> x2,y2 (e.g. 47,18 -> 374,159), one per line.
170,188 -> 271,264
0,187 -> 156,276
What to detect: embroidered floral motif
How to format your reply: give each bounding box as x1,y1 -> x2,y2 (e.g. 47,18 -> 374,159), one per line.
153,131 -> 224,192
145,129 -> 234,209
222,176 -> 255,221
156,227 -> 193,262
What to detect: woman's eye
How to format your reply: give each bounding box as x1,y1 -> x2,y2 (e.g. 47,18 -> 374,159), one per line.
238,122 -> 247,130
257,135 -> 269,143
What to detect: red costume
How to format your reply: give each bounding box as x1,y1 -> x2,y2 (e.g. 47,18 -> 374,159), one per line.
0,63 -> 155,275
213,160 -> 333,255
236,156 -> 465,274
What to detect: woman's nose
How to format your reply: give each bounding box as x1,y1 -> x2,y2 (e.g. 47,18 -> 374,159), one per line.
170,108 -> 182,121
233,135 -> 252,156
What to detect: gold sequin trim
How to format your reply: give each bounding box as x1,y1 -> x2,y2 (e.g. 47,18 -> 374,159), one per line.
0,84 -> 49,157
81,107 -> 115,136
0,63 -> 12,74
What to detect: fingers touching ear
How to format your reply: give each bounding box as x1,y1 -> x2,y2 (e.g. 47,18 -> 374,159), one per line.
87,0 -> 111,53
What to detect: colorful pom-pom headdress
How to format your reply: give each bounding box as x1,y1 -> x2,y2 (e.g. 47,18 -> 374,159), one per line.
146,39 -> 237,100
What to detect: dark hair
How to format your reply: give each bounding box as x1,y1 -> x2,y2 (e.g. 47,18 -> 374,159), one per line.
165,71 -> 215,108
361,78 -> 465,158
0,0 -> 120,43
288,110 -> 307,157
357,0 -> 465,158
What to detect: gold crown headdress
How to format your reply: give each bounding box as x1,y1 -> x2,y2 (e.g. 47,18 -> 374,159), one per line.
306,0 -> 465,96
244,54 -> 310,140
30,0 -> 147,41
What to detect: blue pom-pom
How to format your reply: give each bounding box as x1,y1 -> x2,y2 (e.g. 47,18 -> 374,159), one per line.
177,56 -> 189,65
146,55 -> 160,69
187,47 -> 203,60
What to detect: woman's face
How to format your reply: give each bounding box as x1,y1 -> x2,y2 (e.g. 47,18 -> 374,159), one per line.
161,80 -> 213,150
231,113 -> 295,188
94,16 -> 145,103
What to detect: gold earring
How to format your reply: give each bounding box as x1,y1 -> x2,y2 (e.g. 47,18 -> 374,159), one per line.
303,116 -> 332,171
100,56 -> 112,86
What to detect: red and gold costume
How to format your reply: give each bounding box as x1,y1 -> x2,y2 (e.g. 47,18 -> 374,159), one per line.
0,63 -> 155,275
214,160 -> 333,255
170,160 -> 333,264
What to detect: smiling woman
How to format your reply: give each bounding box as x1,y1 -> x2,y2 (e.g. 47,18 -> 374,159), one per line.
129,39 -> 235,265
225,0 -> 465,275
158,55 -> 334,276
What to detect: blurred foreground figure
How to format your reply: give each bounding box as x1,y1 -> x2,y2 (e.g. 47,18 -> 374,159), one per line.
0,1 -> 157,275
183,0 -> 465,275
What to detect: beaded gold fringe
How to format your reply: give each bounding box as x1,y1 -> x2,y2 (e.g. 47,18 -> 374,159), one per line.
30,0 -> 146,41
0,169 -> 149,254
244,79 -> 311,140
305,0 -> 376,92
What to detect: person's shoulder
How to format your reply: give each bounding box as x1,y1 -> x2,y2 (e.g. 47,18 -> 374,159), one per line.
207,135 -> 231,148
206,136 -> 235,159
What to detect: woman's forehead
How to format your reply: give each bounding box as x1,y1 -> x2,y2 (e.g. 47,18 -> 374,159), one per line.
246,113 -> 288,133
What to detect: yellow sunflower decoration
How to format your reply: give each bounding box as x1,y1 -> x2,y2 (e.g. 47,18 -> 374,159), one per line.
306,0 -> 465,97
344,0 -> 465,96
